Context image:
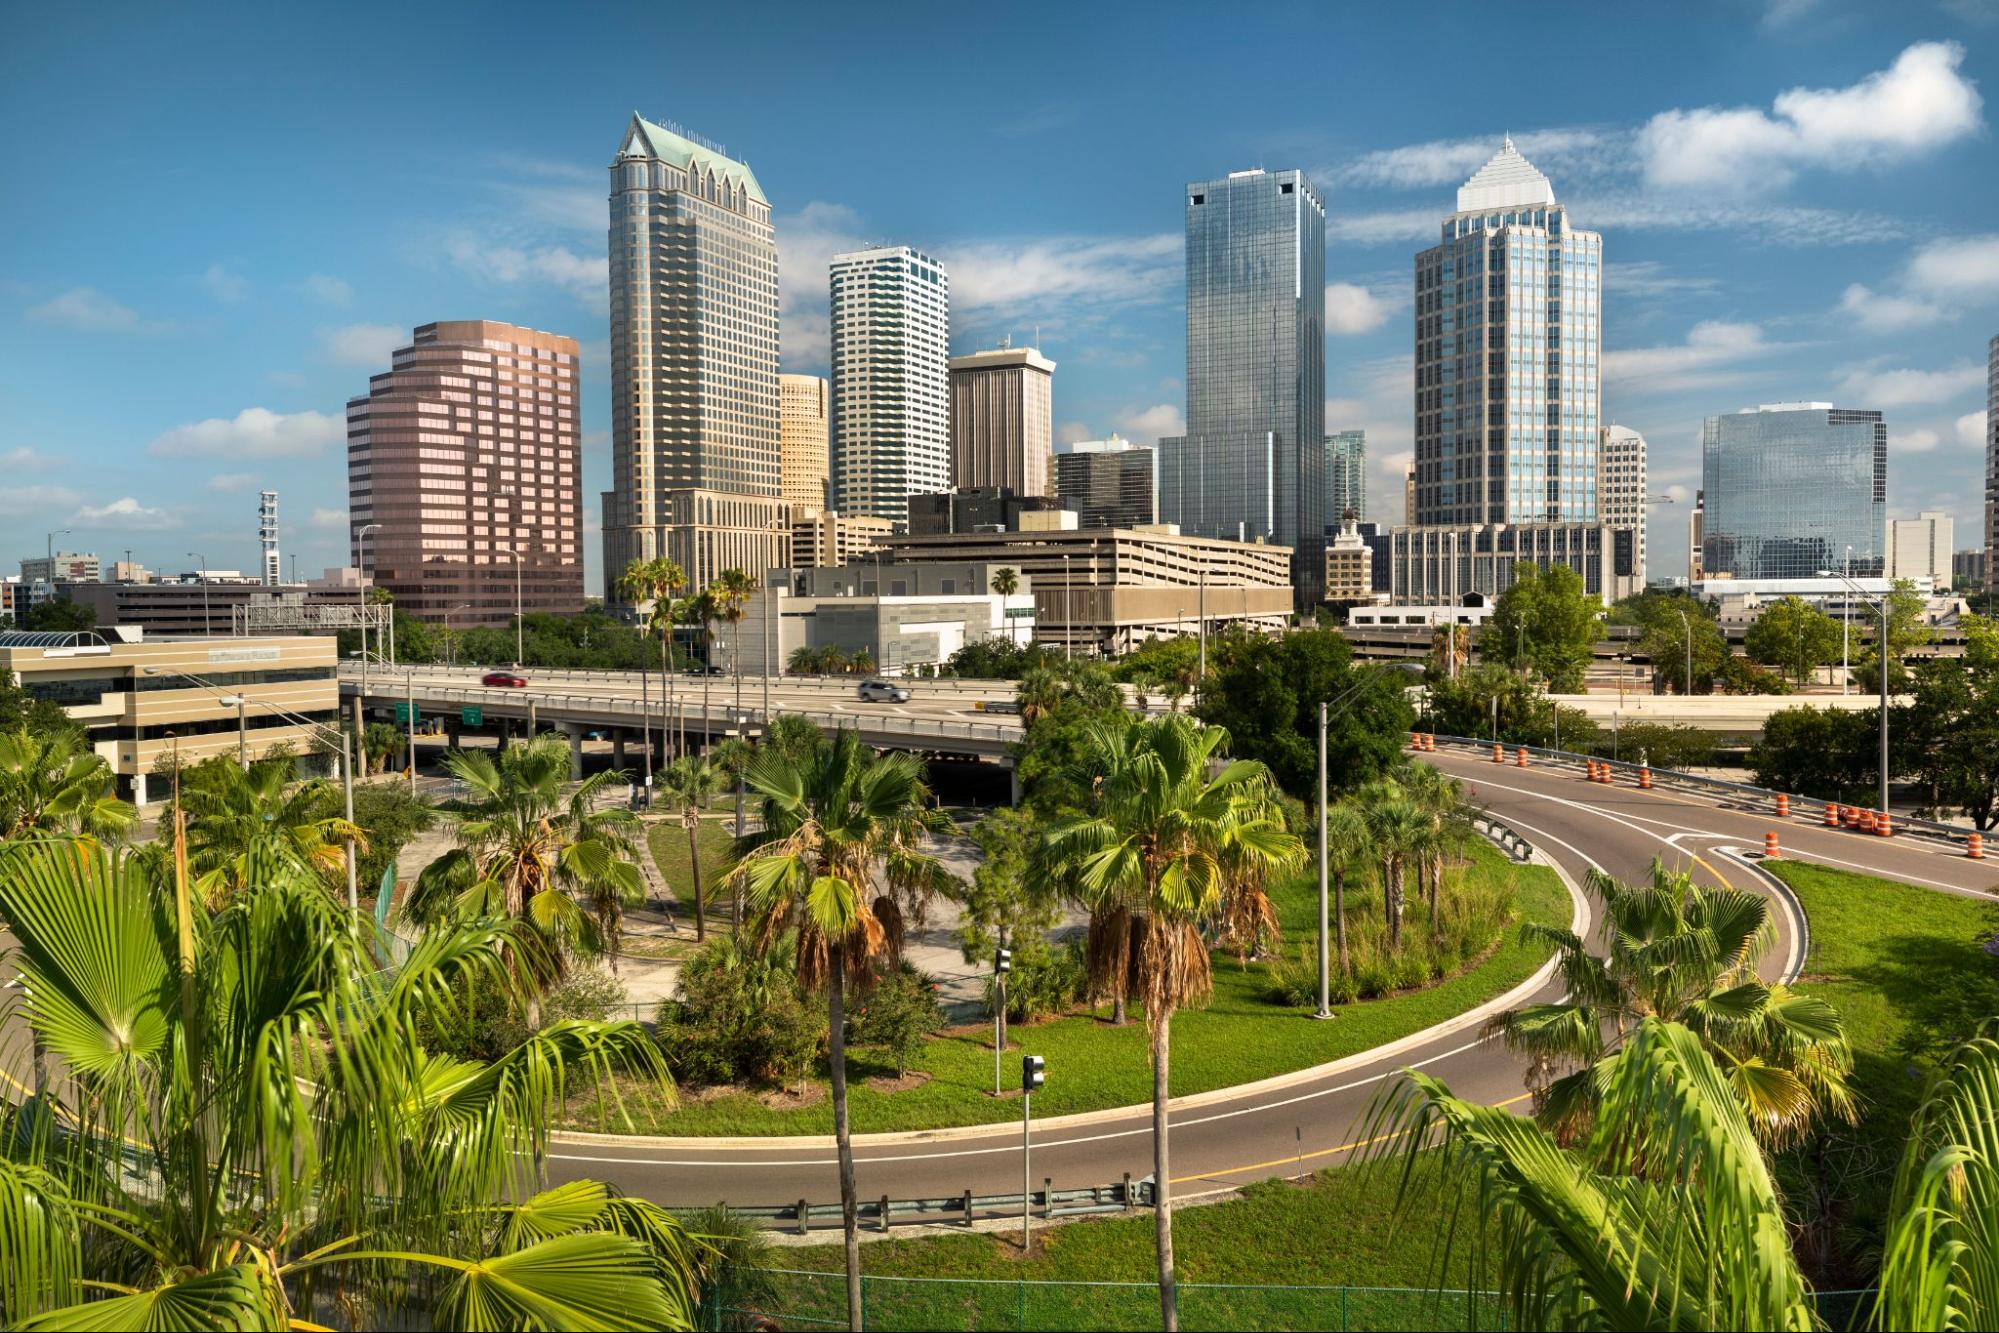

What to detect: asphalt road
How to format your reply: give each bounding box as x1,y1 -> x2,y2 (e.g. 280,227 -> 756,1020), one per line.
546,742 -> 1995,1213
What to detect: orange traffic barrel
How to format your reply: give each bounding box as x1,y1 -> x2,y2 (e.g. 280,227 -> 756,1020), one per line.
1842,805 -> 1859,827
1586,760 -> 1599,782
1764,830 -> 1780,859
1970,833 -> 1985,860
1824,803 -> 1839,826
1423,734 -> 1435,752
1775,793 -> 1790,818
1860,810 -> 1878,833
1639,766 -> 1653,789
1877,811 -> 1894,837
1492,744 -> 1504,764
1516,747 -> 1528,767
1410,731 -> 1421,749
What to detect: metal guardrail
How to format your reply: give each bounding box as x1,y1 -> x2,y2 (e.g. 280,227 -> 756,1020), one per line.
1425,733 -> 1986,848
1469,812 -> 1533,863
731,1176 -> 1150,1235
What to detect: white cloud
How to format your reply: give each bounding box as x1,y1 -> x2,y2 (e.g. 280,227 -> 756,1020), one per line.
202,263 -> 248,303
445,234 -> 606,310
265,369 -> 308,388
1056,421 -> 1094,446
1604,320 -> 1780,393
1,446 -> 49,469
25,286 -> 168,334
1115,404 -> 1185,443
0,484 -> 80,519
1836,362 -> 1986,409
1638,42 -> 1983,192
302,273 -> 353,305
1609,261 -> 1718,299
1324,282 -> 1398,335
1906,233 -> 1999,301
1838,283 -> 1948,332
320,323 -> 404,368
1327,208 -> 1436,247
71,496 -> 176,528
205,472 -> 258,492
148,407 -> 344,460
950,233 -> 1180,315
1893,427 -> 1941,454
1957,410 -> 1989,447
1760,0 -> 1822,27
309,508 -> 348,530
1337,128 -> 1613,190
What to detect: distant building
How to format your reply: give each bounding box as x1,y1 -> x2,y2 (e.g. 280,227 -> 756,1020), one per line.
906,487 -> 1072,536
779,374 -> 831,509
1323,511 -> 1374,603
1689,488 -> 1705,584
1954,547 -> 1988,589
346,320 -> 583,624
1885,511 -> 1954,588
1326,430 -> 1366,528
831,245 -> 950,524
1600,425 -> 1646,584
601,113 -> 787,605
22,552 -> 100,584
1389,521 -> 1638,606
57,580 -> 371,638
791,508 -> 893,569
737,560 -> 1035,677
1158,166 -> 1326,604
1052,437 -> 1156,529
949,343 -> 1055,496
104,561 -> 151,584
1701,403 -> 1886,580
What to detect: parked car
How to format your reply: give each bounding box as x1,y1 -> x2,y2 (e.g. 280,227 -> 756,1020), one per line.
481,671 -> 528,688
857,679 -> 909,704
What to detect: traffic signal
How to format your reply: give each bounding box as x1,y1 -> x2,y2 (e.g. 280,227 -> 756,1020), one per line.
1022,1054 -> 1045,1092
996,947 -> 1012,975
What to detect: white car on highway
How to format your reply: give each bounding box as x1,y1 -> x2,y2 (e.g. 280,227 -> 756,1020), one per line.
857,679 -> 910,704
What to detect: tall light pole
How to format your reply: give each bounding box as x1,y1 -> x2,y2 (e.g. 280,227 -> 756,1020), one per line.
1825,567 -> 1892,815
443,603 -> 472,669
1062,553 -> 1072,663
1316,700 -> 1331,1020
1841,545 -> 1852,697
218,694 -> 248,770
497,545 -> 523,667
187,552 -> 211,636
1676,609 -> 1693,696
355,524 -> 381,698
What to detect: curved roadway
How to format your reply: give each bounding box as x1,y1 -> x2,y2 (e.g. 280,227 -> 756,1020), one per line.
547,744 -> 1998,1212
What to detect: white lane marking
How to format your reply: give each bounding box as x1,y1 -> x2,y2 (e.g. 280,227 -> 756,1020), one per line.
1757,844 -> 1997,899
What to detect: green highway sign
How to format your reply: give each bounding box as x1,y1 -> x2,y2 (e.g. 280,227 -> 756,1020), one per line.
394,703 -> 419,724
460,706 -> 483,726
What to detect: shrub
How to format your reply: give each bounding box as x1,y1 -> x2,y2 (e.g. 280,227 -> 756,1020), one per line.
851,966 -> 944,1077
657,935 -> 821,1090
417,963 -> 629,1063
981,938 -> 1085,1023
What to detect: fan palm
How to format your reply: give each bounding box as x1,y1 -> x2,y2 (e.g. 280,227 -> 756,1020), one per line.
171,752 -> 363,903
990,567 -> 1020,646
0,829 -> 696,1331
1402,762 -> 1472,919
0,726 -> 135,842
1043,713 -> 1302,1332
728,729 -> 956,1333
1362,787 -> 1427,950
1321,800 -> 1372,976
1488,860 -> 1853,1146
708,568 -> 758,713
407,737 -> 644,1014
657,754 -> 725,941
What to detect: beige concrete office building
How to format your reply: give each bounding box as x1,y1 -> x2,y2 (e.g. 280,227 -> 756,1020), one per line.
792,507 -> 893,569
601,114 -> 789,605
1599,425 -> 1647,586
949,344 -> 1055,496
780,373 -> 831,509
0,631 -> 338,805
346,320 -> 583,625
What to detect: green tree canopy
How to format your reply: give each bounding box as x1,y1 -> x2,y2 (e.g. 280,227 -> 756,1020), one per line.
1486,563 -> 1603,692
1744,596 -> 1844,685
1899,612 -> 1999,829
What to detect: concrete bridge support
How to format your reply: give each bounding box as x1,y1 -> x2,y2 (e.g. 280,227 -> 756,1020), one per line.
564,723 -> 585,781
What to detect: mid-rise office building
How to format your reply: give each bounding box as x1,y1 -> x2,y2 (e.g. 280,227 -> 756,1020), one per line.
1885,511 -> 1954,588
1157,166 -> 1326,603
739,559 -> 1035,677
779,373 -> 831,509
22,552 -> 101,584
791,507 -> 893,569
1389,521 -> 1638,606
1689,489 -> 1706,583
906,487 -> 1071,536
831,245 -> 950,525
1326,430 -> 1366,529
1053,436 -> 1156,529
1600,425 -> 1647,585
950,343 -> 1054,496
1701,403 -> 1887,580
1955,547 -> 1989,590
346,320 -> 582,624
1411,140 -> 1602,530
601,114 -> 787,605
1323,511 -> 1374,603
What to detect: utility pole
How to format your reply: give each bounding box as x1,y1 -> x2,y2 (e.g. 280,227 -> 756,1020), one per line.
1315,701 -> 1331,1020
993,947 -> 1011,1095
1197,565 -> 1207,680
1021,1055 -> 1044,1253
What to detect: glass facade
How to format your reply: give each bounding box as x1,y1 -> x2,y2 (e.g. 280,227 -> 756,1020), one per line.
1159,168 -> 1325,602
1325,429 -> 1366,528
1701,404 -> 1888,579
1411,142 -> 1601,530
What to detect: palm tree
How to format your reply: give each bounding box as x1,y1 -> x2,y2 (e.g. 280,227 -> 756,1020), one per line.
1127,669 -> 1156,712
407,736 -> 644,1011
617,556 -> 689,766
708,568 -> 758,713
682,589 -> 719,754
1401,763 -> 1470,920
729,730 -> 956,1333
1321,800 -> 1371,976
990,566 -> 1021,646
1044,714 -> 1302,1332
1161,678 -> 1189,713
172,752 -> 363,903
787,644 -> 816,676
0,829 -> 697,1330
1018,667 -> 1066,726
1362,786 -> 1427,950
1489,860 -> 1853,1146
0,726 -> 135,842
851,646 -> 876,676
656,754 -> 725,941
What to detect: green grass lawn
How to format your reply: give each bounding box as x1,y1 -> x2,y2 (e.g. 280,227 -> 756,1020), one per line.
565,841 -> 1570,1137
1766,860 -> 1999,1286
646,816 -> 738,928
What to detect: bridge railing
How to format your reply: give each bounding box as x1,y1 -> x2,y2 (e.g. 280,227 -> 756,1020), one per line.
1426,733 -> 1982,848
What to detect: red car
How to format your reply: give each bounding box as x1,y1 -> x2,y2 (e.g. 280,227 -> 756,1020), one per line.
480,671 -> 528,688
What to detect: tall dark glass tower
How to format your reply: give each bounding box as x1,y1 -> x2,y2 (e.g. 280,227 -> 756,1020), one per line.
1158,168 -> 1326,604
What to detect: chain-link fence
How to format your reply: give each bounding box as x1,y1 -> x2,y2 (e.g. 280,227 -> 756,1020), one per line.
704,1270 -> 1875,1331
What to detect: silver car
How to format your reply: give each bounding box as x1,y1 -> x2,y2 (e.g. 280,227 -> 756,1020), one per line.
857,679 -> 909,703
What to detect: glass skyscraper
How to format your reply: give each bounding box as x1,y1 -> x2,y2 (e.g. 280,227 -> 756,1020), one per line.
1157,167 -> 1325,603
1326,429 -> 1366,528
830,246 -> 951,526
1411,140 -> 1601,529
1701,403 -> 1887,579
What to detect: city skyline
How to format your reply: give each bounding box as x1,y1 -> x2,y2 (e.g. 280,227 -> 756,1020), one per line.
4,5 -> 1996,595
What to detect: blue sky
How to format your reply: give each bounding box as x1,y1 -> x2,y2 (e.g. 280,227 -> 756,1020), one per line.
4,0 -> 1996,594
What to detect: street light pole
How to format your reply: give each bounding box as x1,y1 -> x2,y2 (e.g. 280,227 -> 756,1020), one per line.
356,524 -> 381,700
187,552 -> 211,636
1842,546 -> 1852,697
1315,701 -> 1331,1020
497,545 -> 523,667
1062,554 -> 1072,663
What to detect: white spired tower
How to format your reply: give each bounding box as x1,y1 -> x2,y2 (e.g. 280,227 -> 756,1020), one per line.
259,490 -> 280,586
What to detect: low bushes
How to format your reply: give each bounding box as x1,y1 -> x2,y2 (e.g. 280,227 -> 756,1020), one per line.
655,936 -> 819,1090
